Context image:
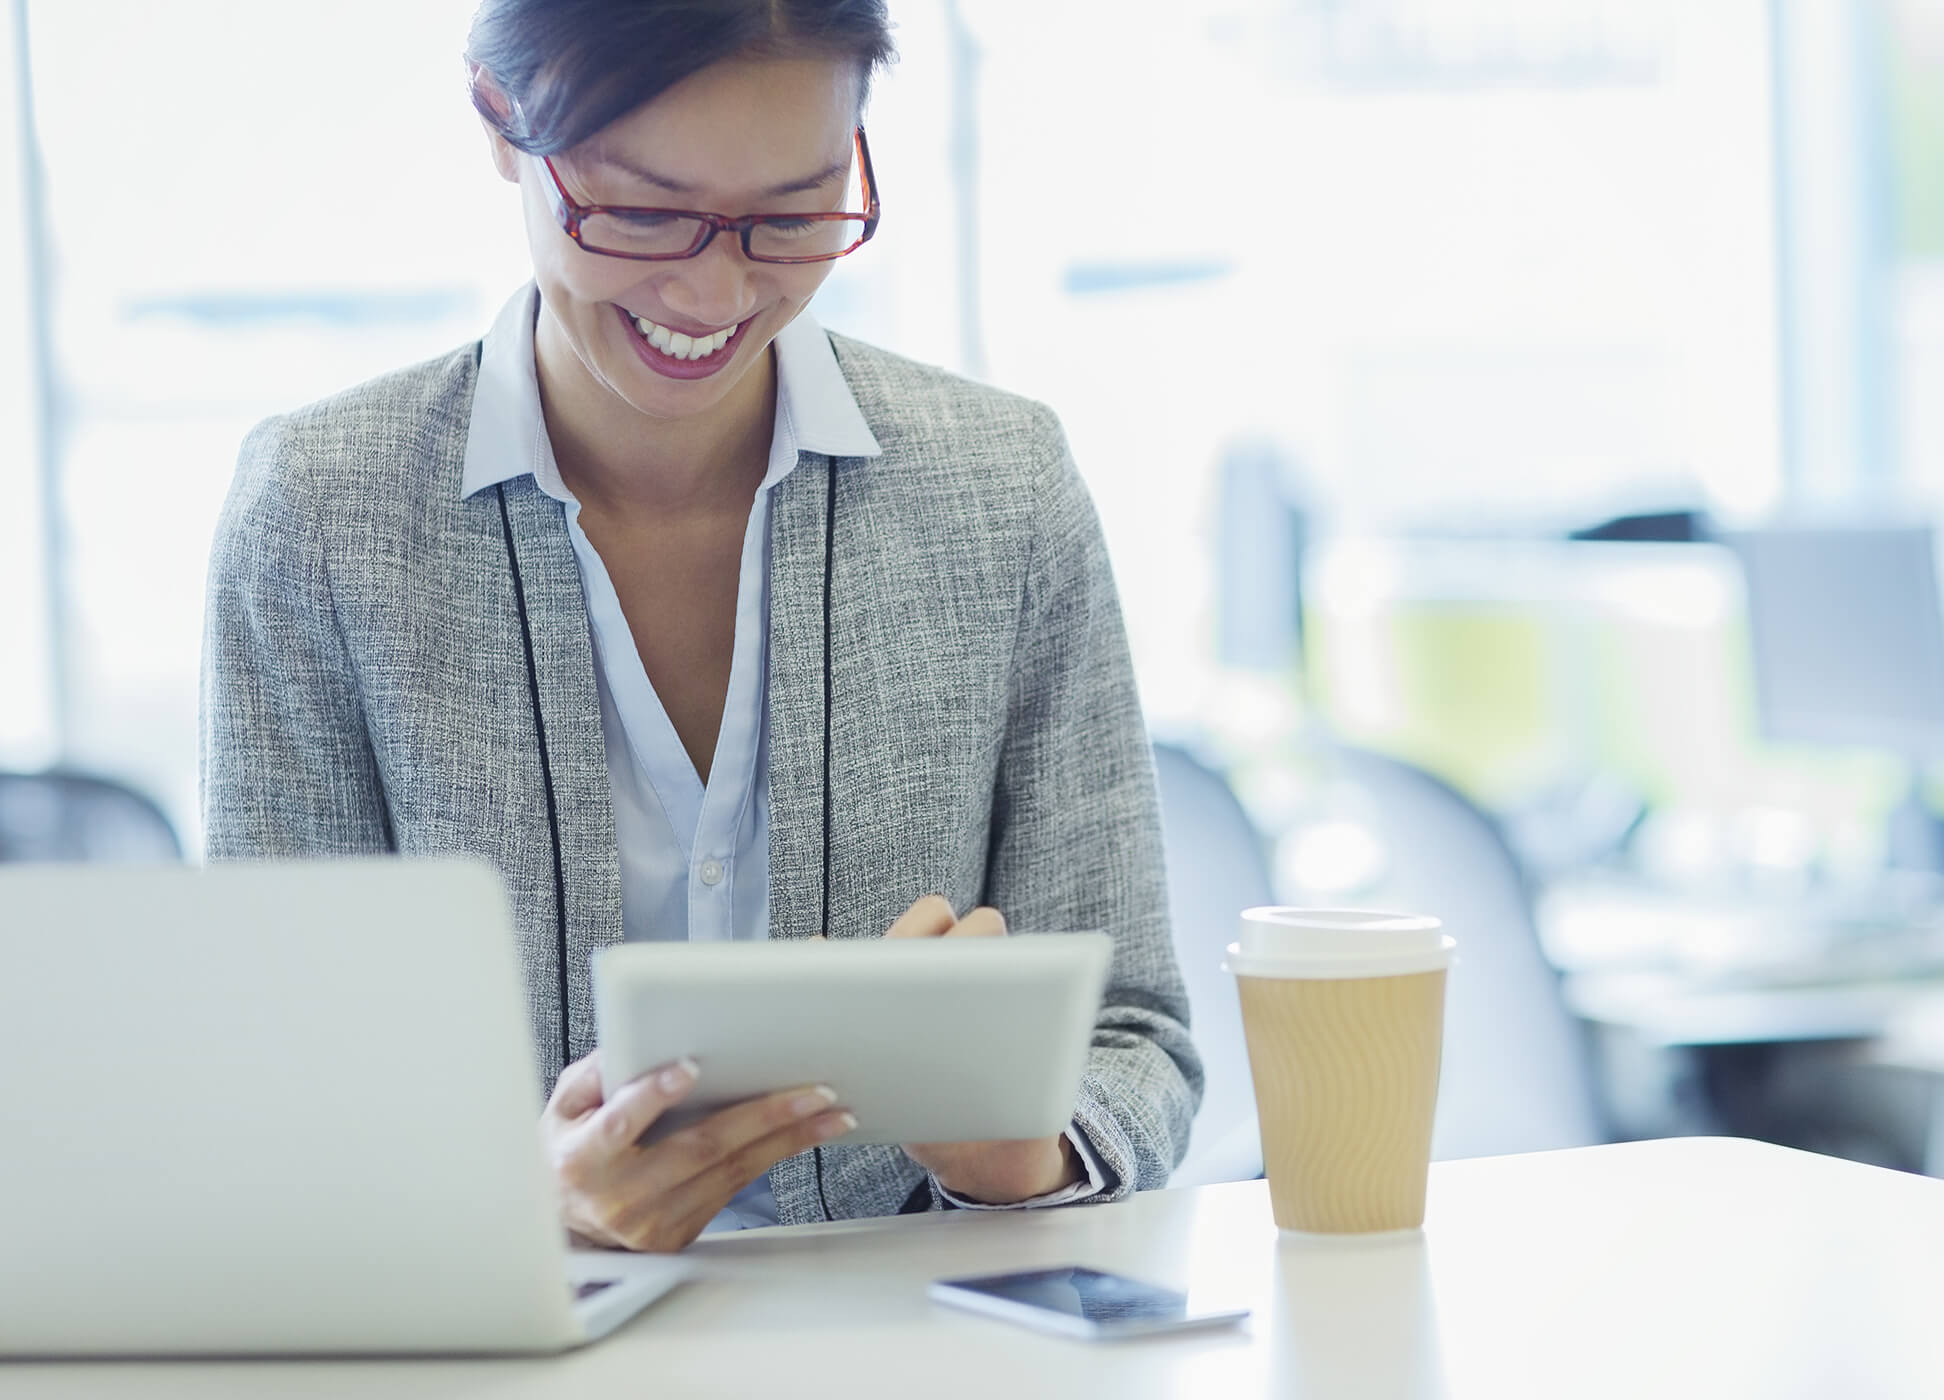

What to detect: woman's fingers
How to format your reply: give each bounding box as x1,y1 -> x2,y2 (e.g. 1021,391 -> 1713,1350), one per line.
565,1057 -> 699,1161
545,1051 -> 607,1123
951,906 -> 1008,938
552,1069 -> 855,1252
595,1086 -> 857,1250
884,897 -> 1006,939
646,1083 -> 846,1187
650,1107 -> 857,1232
550,1058 -> 703,1248
885,894 -> 957,939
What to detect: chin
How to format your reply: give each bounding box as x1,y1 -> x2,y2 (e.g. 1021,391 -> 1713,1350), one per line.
611,358 -> 741,420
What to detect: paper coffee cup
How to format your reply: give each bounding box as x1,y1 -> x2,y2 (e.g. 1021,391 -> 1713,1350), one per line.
1227,908 -> 1454,1236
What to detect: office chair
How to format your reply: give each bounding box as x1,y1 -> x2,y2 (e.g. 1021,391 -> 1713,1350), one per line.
1308,742 -> 1606,1158
0,769 -> 183,863
1152,741 -> 1272,1186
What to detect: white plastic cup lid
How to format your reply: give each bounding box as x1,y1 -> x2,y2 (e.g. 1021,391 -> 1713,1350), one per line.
1227,907 -> 1454,980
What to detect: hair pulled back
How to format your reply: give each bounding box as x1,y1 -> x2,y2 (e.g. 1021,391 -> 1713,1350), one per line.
467,0 -> 895,156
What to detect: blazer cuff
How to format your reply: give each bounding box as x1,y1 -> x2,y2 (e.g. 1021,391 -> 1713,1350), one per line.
935,1124 -> 1114,1210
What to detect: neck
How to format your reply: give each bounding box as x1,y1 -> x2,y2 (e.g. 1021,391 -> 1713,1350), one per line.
533,306 -> 776,517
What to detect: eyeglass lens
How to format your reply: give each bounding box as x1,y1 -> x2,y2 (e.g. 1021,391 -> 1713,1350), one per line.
578,211 -> 868,261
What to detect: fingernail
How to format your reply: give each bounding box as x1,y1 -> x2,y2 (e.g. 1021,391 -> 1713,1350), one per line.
657,1058 -> 699,1093
791,1085 -> 839,1116
819,1112 -> 859,1139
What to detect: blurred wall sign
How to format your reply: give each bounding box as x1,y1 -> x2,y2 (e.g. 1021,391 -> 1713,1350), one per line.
1061,259 -> 1234,297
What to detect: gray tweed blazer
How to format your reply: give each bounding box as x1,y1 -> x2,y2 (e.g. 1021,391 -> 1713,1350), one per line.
200,329 -> 1202,1225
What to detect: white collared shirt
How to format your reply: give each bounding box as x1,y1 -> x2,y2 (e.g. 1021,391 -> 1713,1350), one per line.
461,285 -> 1105,1230
464,284 -> 881,959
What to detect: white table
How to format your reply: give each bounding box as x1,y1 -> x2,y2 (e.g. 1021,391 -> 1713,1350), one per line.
9,1138 -> 1944,1398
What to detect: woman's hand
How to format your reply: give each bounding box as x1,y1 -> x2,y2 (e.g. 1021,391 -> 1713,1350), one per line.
542,1051 -> 856,1252
888,896 -> 1087,1204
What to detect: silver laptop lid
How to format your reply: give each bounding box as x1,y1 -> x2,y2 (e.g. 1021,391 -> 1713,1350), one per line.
0,858 -> 581,1356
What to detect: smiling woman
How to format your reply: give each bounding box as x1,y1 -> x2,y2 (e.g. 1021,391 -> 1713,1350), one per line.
468,4 -> 886,434
199,0 -> 1201,1256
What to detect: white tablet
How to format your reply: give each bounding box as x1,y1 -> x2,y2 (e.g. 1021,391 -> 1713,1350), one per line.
592,933 -> 1111,1146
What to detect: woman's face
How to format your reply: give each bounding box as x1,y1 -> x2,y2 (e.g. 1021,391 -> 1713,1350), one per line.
492,55 -> 863,427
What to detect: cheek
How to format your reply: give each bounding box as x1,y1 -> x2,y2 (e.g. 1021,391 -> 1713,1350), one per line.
549,263 -> 638,321
517,185 -> 632,316
764,266 -> 836,321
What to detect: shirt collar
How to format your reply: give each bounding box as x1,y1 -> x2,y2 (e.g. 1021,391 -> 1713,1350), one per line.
769,308 -> 882,461
460,284 -> 880,502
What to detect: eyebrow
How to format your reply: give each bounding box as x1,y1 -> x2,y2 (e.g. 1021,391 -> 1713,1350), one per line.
594,152 -> 851,200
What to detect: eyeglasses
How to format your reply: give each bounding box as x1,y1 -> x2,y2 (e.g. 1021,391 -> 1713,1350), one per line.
540,126 -> 880,264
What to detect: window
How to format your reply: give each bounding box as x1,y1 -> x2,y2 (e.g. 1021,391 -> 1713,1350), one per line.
7,0 -> 1915,847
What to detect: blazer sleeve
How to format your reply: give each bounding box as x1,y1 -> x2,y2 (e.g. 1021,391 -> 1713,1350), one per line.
982,405 -> 1204,1197
200,416 -> 393,859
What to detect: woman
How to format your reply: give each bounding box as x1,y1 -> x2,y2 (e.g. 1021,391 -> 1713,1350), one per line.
201,0 -> 1200,1252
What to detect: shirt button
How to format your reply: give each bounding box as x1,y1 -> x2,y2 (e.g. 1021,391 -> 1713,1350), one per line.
699,859 -> 725,887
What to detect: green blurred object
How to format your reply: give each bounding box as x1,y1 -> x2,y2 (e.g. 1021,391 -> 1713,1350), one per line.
1887,0 -> 1944,257
1305,594 -> 1909,876
1307,605 -> 1565,807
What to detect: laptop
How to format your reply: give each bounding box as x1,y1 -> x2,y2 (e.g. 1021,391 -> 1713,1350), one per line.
0,858 -> 688,1356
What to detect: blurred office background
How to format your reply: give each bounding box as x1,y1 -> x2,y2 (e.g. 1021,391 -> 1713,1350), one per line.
13,0 -> 1944,1175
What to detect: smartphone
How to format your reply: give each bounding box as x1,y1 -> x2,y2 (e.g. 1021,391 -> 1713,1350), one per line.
928,1266 -> 1250,1341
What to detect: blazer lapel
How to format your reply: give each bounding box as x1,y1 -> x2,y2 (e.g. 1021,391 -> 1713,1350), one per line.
765,452 -> 846,1225
495,475 -> 623,1068
766,454 -> 834,945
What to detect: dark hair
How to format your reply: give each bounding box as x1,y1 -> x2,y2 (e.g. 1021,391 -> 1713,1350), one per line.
467,0 -> 896,156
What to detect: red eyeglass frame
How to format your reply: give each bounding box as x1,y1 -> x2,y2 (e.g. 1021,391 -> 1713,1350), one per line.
540,126 -> 881,264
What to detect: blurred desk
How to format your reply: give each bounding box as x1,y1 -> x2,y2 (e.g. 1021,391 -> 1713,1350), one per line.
1561,970 -> 1944,1048
9,1139 -> 1944,1399
1539,880 -> 1944,1162
1540,879 -> 1944,1047
1867,993 -> 1944,1174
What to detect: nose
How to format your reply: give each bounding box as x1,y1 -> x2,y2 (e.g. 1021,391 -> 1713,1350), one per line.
652,231 -> 759,329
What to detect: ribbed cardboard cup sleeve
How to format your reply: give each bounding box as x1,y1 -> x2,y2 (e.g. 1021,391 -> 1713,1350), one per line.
1236,968 -> 1447,1234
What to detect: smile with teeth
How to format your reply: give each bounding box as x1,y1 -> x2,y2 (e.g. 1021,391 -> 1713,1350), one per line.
630,312 -> 737,361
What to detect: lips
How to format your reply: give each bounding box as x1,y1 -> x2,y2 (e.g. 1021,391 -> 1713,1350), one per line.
615,304 -> 745,381
629,311 -> 736,361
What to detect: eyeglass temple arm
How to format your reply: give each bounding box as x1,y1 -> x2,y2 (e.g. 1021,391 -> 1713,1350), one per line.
855,126 -> 880,233
539,156 -> 590,232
